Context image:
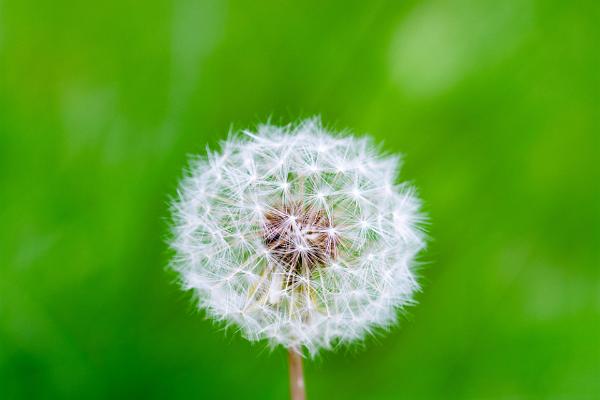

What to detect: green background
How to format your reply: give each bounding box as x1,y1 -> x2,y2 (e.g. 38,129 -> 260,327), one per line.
1,0 -> 598,398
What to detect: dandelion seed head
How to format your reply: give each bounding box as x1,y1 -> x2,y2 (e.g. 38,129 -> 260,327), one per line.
170,118 -> 426,355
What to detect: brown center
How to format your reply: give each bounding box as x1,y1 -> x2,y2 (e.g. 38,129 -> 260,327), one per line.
262,202 -> 338,274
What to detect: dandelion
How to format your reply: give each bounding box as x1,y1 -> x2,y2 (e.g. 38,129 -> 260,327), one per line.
170,118 -> 426,399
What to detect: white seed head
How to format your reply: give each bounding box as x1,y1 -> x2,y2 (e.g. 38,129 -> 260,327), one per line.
170,118 -> 426,355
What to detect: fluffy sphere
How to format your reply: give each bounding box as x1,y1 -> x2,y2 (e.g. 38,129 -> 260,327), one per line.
170,118 -> 425,355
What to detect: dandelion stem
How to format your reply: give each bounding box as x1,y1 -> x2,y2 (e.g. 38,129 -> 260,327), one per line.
288,348 -> 306,400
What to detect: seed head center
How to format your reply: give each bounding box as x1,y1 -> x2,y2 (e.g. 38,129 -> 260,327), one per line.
263,202 -> 338,274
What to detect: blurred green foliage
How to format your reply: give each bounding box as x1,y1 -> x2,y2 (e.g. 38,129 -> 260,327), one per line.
0,0 -> 598,398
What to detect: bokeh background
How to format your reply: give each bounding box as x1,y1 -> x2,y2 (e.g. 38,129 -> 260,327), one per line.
1,0 -> 598,398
